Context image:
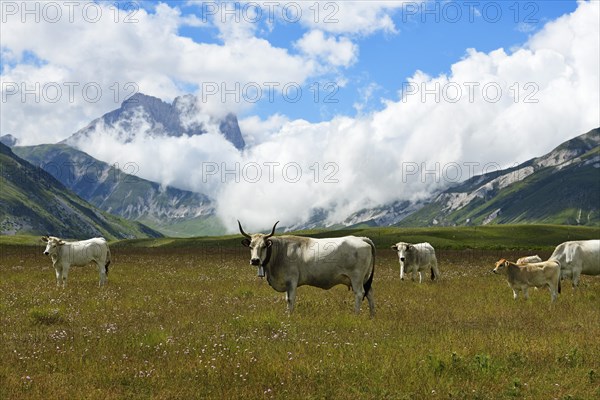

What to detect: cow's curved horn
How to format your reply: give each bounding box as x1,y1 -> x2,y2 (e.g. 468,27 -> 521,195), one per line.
237,220 -> 251,239
265,221 -> 279,239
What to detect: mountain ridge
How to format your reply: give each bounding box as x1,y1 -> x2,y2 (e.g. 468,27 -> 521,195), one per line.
6,106 -> 597,235
396,128 -> 600,227
0,142 -> 162,239
64,93 -> 245,150
12,143 -> 219,237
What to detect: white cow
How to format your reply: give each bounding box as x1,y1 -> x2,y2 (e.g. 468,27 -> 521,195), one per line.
391,242 -> 440,282
493,258 -> 561,302
550,240 -> 600,288
42,236 -> 111,287
516,255 -> 543,264
238,221 -> 375,316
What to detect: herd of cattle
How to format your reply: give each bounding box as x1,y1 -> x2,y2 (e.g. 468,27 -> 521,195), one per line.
39,225 -> 600,315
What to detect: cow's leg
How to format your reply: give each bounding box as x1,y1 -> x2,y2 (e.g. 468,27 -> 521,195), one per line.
366,287 -> 375,318
97,260 -> 107,287
523,287 -> 529,300
400,264 -> 404,280
549,285 -> 558,302
353,287 -> 365,314
285,285 -> 297,314
418,271 -> 423,284
61,265 -> 69,287
512,288 -> 518,300
349,276 -> 366,314
54,264 -> 63,287
553,278 -> 561,302
431,260 -> 440,281
571,269 -> 581,289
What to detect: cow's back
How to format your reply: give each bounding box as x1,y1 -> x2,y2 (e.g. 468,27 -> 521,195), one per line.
274,235 -> 372,289
415,242 -> 436,264
578,240 -> 600,275
64,238 -> 109,266
509,261 -> 560,286
551,240 -> 600,276
310,236 -> 372,271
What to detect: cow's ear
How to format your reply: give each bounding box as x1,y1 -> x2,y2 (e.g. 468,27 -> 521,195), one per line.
58,240 -> 66,245
503,260 -> 510,267
408,244 -> 415,251
41,236 -> 49,242
391,245 -> 397,251
266,239 -> 273,248
241,238 -> 251,247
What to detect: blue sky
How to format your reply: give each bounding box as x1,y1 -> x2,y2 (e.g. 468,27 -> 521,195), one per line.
154,0 -> 580,122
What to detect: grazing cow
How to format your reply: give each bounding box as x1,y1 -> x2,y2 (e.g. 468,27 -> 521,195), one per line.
238,221 -> 375,316
550,240 -> 600,288
41,236 -> 111,287
492,258 -> 561,302
516,255 -> 542,264
390,242 -> 440,282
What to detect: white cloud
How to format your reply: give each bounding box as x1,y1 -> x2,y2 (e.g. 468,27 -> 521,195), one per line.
295,30 -> 358,68
0,1 -> 415,145
217,0 -> 599,232
353,82 -> 382,114
206,1 -> 408,36
295,1 -> 409,36
69,116 -> 241,197
238,114 -> 290,146
0,1 -> 315,144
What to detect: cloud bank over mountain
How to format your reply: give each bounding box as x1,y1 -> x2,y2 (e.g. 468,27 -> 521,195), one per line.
2,1 -> 396,144
224,1 -> 600,231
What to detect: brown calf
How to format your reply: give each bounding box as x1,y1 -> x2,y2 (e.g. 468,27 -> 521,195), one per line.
493,258 -> 561,302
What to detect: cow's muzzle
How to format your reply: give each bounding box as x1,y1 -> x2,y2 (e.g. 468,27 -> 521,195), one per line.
44,251 -> 49,255
400,257 -> 405,262
250,258 -> 260,266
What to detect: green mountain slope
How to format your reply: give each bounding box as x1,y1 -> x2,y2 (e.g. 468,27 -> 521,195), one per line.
13,144 -> 219,236
400,128 -> 600,227
0,143 -> 162,239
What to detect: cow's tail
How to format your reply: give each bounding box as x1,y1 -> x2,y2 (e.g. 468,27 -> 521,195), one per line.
362,237 -> 376,299
556,260 -> 561,294
105,246 -> 112,276
558,276 -> 561,294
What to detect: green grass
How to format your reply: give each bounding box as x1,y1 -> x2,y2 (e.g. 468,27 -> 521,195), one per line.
4,224 -> 598,252
0,235 -> 44,246
107,224 -> 599,251
1,226 -> 599,399
28,306 -> 66,326
140,215 -> 227,238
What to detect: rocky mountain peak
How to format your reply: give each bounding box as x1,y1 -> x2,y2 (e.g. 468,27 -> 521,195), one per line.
534,128 -> 599,169
67,92 -> 245,149
0,134 -> 18,147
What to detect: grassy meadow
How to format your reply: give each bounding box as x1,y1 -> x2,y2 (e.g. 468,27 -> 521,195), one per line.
1,225 -> 599,399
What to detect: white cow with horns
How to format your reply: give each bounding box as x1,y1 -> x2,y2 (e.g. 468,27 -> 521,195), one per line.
41,236 -> 111,287
391,242 -> 440,282
238,221 -> 376,316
